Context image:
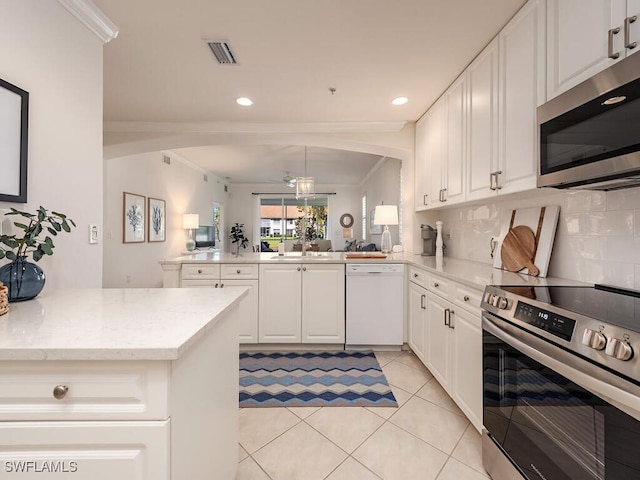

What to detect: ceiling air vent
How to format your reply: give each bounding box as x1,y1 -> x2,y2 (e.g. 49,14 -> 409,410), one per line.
207,41 -> 238,64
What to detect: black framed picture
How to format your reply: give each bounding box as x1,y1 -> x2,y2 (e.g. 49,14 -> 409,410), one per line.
0,78 -> 29,203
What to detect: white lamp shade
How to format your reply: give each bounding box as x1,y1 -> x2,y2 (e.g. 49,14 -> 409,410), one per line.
182,213 -> 200,229
373,205 -> 398,226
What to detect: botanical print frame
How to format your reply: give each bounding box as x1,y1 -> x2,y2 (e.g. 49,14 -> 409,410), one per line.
147,197 -> 166,242
123,192 -> 146,243
0,78 -> 29,203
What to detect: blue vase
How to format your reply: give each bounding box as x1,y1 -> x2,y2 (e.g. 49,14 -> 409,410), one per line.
0,257 -> 46,302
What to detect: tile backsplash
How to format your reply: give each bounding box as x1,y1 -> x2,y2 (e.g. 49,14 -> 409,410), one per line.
417,187 -> 640,289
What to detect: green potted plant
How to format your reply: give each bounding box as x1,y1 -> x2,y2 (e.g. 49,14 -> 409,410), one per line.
0,206 -> 76,302
229,223 -> 249,257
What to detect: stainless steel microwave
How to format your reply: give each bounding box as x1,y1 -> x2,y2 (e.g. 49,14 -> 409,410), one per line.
537,52 -> 640,191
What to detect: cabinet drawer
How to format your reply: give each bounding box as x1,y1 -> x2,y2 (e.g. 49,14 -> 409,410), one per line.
408,266 -> 428,289
452,283 -> 483,315
221,263 -> 259,279
0,420 -> 169,480
181,264 -> 220,280
180,280 -> 220,288
427,275 -> 450,296
0,361 -> 169,421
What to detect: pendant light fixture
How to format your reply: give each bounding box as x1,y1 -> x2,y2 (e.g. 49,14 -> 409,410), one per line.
296,146 -> 315,199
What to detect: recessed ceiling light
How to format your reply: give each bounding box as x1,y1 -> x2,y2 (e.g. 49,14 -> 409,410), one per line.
392,96 -> 408,106
236,97 -> 253,106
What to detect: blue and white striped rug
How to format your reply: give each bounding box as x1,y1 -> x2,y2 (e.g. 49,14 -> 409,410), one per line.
239,351 -> 397,408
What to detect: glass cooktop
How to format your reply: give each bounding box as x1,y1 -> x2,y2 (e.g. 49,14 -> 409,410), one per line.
500,284 -> 640,333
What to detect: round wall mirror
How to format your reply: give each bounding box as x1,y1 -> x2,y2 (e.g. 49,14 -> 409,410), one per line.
339,213 -> 354,228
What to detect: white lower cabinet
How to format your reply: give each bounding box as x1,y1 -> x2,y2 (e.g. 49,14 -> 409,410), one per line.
259,263 -> 345,344
408,281 -> 427,361
224,279 -> 259,343
0,421 -> 169,479
408,268 -> 483,432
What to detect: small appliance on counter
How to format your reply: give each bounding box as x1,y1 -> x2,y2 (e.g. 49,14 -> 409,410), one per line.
420,224 -> 436,256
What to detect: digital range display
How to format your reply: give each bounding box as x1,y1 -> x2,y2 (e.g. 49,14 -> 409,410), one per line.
514,301 -> 576,341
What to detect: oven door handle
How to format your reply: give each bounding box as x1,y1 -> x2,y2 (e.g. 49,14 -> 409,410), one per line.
483,313 -> 640,422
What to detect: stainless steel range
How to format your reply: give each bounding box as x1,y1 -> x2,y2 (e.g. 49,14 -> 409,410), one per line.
481,284 -> 640,480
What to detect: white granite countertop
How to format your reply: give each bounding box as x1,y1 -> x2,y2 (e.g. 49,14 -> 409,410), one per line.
0,287 -> 248,361
160,251 -> 588,290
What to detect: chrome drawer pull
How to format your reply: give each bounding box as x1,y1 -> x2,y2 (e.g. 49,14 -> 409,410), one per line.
236,269 -> 241,274
197,269 -> 203,274
53,385 -> 68,400
609,27 -> 621,59
464,295 -> 470,302
434,282 -> 439,288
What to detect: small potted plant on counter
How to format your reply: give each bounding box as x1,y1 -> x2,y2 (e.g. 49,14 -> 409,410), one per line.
229,223 -> 249,257
0,206 -> 76,302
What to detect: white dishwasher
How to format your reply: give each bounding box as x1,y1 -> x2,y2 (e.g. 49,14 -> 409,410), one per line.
346,264 -> 404,348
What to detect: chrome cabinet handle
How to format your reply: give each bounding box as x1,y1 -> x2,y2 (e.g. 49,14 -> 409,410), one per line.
423,194 -> 428,205
464,295 -> 470,302
214,283 -> 219,288
609,27 -> 621,59
438,188 -> 447,202
434,282 -> 439,288
297,267 -> 301,271
53,385 -> 68,400
494,171 -> 502,190
413,273 -> 418,278
449,310 -> 455,329
489,172 -> 496,191
197,269 -> 202,274
420,294 -> 426,309
444,308 -> 450,326
625,16 -> 637,49
302,266 -> 307,271
220,283 -> 224,288
236,269 -> 241,274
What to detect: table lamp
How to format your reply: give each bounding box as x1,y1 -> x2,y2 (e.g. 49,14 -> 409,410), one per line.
373,205 -> 398,254
182,213 -> 199,251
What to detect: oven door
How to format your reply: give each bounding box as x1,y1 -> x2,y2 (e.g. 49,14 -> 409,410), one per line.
482,312 -> 640,480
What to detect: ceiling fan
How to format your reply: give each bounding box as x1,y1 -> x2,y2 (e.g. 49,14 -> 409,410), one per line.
269,171 -> 297,187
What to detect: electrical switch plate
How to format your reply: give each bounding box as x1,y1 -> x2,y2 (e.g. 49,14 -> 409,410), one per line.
89,224 -> 99,244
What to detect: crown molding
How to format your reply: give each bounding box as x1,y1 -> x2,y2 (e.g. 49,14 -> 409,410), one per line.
103,121 -> 408,134
57,0 -> 119,43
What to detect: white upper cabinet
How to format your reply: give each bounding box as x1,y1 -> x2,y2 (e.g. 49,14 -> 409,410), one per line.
466,38 -> 499,201
547,0 -> 640,100
414,99 -> 444,210
442,75 -> 466,206
497,0 -> 545,195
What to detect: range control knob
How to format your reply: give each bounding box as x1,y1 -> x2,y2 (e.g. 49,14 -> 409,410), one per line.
483,292 -> 495,305
582,329 -> 607,350
605,338 -> 634,361
490,295 -> 508,309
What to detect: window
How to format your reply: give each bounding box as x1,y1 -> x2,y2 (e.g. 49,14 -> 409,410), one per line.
361,194 -> 367,241
259,196 -> 328,251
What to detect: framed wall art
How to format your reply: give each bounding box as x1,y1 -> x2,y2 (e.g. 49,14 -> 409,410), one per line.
148,197 -> 166,242
0,78 -> 29,203
123,192 -> 146,243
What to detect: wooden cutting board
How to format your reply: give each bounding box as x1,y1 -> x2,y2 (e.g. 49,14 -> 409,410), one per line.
493,205 -> 560,278
501,225 -> 540,276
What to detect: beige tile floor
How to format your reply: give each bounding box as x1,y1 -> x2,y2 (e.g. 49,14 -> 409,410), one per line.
236,351 -> 489,480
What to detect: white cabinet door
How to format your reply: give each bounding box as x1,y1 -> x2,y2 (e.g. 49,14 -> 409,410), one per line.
442,74 -> 466,206
258,264 -> 302,343
424,99 -> 445,209
223,279 -> 259,343
547,0 -> 626,99
415,115 -> 430,210
451,308 -> 483,432
425,293 -> 452,391
498,0 -> 544,194
0,420 -> 169,480
627,0 -> 640,52
466,38 -> 499,201
408,282 -> 427,361
301,264 -> 345,343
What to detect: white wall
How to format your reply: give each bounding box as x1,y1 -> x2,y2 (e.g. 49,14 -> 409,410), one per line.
0,0 -> 104,289
361,158 -> 402,249
103,151 -> 228,287
417,187 -> 640,289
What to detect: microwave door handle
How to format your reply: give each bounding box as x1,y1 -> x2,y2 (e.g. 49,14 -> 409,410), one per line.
625,16 -> 637,50
482,315 -> 640,422
609,27 -> 621,59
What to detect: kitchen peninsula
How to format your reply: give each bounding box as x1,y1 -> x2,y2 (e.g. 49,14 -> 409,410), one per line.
0,287 -> 247,480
